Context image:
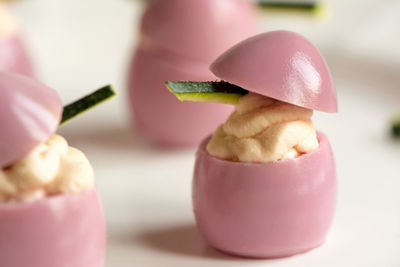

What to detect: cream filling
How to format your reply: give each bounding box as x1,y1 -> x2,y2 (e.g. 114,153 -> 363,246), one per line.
0,3 -> 18,38
0,134 -> 94,202
206,93 -> 319,162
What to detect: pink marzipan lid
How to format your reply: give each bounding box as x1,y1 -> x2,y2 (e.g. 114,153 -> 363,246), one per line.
0,35 -> 35,78
0,72 -> 62,168
210,31 -> 338,113
140,0 -> 257,63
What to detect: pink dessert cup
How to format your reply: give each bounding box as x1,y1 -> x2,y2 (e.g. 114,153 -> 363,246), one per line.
0,35 -> 34,78
0,188 -> 107,267
128,48 -> 233,147
193,132 -> 337,258
127,0 -> 258,147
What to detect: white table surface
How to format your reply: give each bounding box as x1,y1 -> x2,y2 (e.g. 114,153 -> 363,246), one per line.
11,0 -> 400,266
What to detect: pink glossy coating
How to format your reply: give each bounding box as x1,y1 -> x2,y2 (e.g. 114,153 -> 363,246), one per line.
193,132 -> 337,258
141,0 -> 258,63
0,188 -> 106,267
211,31 -> 337,113
128,48 -> 233,147
0,72 -> 62,168
0,35 -> 34,78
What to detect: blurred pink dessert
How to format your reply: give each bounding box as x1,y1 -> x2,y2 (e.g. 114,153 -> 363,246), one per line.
0,3 -> 34,77
0,73 -> 106,267
128,0 -> 258,147
169,31 -> 337,258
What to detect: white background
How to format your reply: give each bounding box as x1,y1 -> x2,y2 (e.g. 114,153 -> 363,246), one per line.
10,0 -> 400,266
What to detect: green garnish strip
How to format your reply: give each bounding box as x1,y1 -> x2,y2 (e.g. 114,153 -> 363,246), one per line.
257,0 -> 319,11
391,115 -> 400,138
132,0 -> 320,12
165,81 -> 249,105
60,85 -> 116,126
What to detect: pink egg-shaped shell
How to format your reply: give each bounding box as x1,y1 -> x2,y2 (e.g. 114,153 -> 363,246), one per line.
128,0 -> 257,146
128,48 -> 233,147
141,0 -> 258,63
0,72 -> 62,168
0,35 -> 34,78
0,188 -> 106,267
211,31 -> 337,113
193,132 -> 337,258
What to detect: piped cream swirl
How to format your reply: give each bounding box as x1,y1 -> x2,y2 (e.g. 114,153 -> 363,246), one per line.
0,134 -> 94,202
207,93 -> 319,162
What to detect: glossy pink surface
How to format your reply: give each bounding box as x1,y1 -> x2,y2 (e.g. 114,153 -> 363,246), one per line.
128,48 -> 233,147
128,0 -> 257,147
141,0 -> 257,63
0,72 -> 62,168
0,188 -> 106,267
193,132 -> 337,258
0,35 -> 34,78
211,31 -> 337,113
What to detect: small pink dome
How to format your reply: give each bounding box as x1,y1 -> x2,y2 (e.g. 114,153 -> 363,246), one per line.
0,36 -> 35,78
140,0 -> 258,63
0,72 -> 62,168
211,31 -> 337,113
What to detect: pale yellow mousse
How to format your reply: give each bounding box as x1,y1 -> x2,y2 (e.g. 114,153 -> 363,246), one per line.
0,134 -> 94,202
0,3 -> 17,38
207,93 -> 319,162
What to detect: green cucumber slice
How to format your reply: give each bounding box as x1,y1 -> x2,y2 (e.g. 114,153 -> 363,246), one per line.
60,85 -> 116,126
165,81 -> 248,105
258,1 -> 318,11
392,115 -> 400,138
257,0 -> 328,18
